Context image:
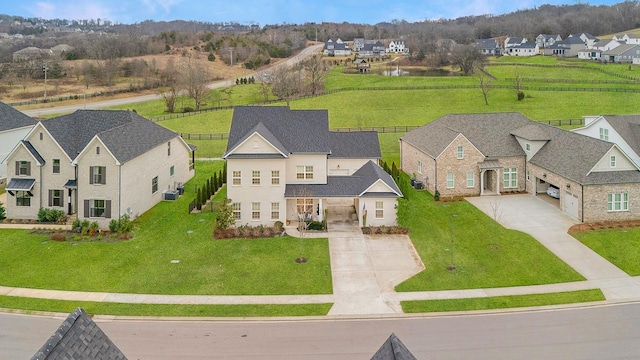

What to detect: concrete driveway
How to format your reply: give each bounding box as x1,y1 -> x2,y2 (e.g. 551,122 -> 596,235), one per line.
466,194 -> 640,300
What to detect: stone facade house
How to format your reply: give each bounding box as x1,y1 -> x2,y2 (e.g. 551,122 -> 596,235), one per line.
223,106 -> 402,227
400,113 -> 640,222
4,110 -> 195,227
0,102 -> 36,182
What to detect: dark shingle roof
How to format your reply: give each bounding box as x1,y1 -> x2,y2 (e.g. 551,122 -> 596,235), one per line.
23,140 -> 45,164
225,106 -> 331,157
0,101 -> 36,132
602,115 -> 640,157
400,113 -> 531,158
370,333 -> 417,360
43,110 -> 178,163
329,131 -> 381,158
285,161 -> 402,198
31,307 -> 127,360
510,124 -> 551,141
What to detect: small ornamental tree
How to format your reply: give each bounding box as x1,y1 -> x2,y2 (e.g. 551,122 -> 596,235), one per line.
215,198 -> 235,230
213,173 -> 218,193
222,163 -> 227,183
196,188 -> 203,210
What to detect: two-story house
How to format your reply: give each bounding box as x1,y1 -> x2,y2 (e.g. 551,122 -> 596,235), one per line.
223,106 -> 402,227
400,113 -> 640,222
387,40 -> 408,54
535,34 -> 562,49
4,110 -> 195,227
0,102 -> 36,182
323,38 -> 351,56
475,39 -> 502,55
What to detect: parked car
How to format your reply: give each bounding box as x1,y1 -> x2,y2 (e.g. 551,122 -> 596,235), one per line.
547,185 -> 560,199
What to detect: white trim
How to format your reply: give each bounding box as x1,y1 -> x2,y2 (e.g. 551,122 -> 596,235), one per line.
358,179 -> 403,197
73,136 -> 121,166
223,131 -> 288,159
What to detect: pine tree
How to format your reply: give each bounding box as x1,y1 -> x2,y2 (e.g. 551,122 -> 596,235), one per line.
213,173 -> 218,193
196,188 -> 203,210
222,162 -> 227,183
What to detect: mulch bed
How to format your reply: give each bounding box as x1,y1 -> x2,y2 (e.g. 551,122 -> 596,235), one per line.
569,220 -> 640,234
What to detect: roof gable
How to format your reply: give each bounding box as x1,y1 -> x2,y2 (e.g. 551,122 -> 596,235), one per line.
225,127 -> 287,158
0,101 -> 36,132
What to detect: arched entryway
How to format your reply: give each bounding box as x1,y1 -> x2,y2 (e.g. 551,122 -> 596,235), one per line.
478,160 -> 501,195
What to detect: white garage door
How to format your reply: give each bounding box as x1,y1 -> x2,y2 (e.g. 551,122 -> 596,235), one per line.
563,191 -> 579,219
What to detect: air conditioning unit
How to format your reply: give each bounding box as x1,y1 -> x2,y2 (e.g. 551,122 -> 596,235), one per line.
163,190 -> 179,201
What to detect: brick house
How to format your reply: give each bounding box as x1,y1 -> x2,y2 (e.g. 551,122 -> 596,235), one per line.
400,113 -> 640,222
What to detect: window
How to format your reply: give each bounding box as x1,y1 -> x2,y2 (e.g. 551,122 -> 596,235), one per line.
251,202 -> 260,220
252,170 -> 261,185
90,166 -> 106,185
167,141 -> 171,156
39,132 -> 43,140
296,198 -> 313,214
16,161 -> 30,176
232,171 -> 241,186
53,159 -> 60,174
417,161 -> 423,174
456,145 -> 464,159
16,191 -> 31,207
608,193 -> 628,211
375,201 -> 384,219
90,199 -> 106,217
296,165 -> 313,180
446,172 -> 454,188
600,128 -> 609,141
96,146 -> 100,155
271,202 -> 280,220
152,176 -> 158,194
525,143 -> 531,152
232,203 -> 241,220
49,189 -> 63,207
526,170 -> 530,181
170,166 -> 174,177
271,170 -> 280,185
503,167 -> 518,188
466,171 -> 474,187
610,155 -> 616,168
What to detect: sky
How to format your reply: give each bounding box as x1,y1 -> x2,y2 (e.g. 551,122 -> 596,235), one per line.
1,0 -> 623,25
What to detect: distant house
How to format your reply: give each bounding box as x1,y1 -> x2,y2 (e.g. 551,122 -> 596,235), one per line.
475,39 -> 502,55
354,58 -> 370,73
4,110 -> 195,227
544,36 -> 586,57
0,102 -> 36,182
359,41 -> 385,57
578,48 -> 602,60
223,106 -> 402,227
592,39 -> 622,52
613,33 -> 640,45
504,37 -> 527,49
505,42 -> 539,56
387,39 -> 408,54
535,34 -> 562,48
568,33 -> 598,47
323,38 -> 351,56
353,38 -> 365,52
400,113 -> 640,222
602,44 -> 640,63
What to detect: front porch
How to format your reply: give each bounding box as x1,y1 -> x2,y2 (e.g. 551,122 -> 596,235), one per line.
478,160 -> 501,196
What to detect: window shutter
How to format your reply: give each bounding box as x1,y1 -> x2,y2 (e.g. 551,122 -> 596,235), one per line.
102,167 -> 107,184
84,200 -> 90,218
89,166 -> 94,184
26,162 -> 30,176
48,190 -> 53,207
15,161 -> 19,175
105,200 -> 111,219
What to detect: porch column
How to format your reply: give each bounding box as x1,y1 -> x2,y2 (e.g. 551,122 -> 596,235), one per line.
67,189 -> 72,215
495,169 -> 501,195
480,170 -> 486,196
318,199 -> 324,222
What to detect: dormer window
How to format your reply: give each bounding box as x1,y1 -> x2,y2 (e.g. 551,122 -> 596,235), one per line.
600,128 -> 609,141
525,143 -> 531,152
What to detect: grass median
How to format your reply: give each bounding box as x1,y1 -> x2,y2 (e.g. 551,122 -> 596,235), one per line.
573,228 -> 640,276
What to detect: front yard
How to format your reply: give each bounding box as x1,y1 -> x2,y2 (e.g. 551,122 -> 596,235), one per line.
573,228 -> 640,276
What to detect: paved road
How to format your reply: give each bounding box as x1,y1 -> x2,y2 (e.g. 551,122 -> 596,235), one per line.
21,44 -> 323,118
4,302 -> 640,359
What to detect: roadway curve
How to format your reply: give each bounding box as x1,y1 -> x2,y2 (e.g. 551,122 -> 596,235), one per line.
21,44 -> 323,118
4,302 -> 640,359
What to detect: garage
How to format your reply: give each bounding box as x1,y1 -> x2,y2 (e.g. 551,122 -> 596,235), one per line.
563,191 -> 579,219
535,177 -> 560,207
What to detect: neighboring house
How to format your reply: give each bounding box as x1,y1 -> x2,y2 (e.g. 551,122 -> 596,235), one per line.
602,44 -> 640,63
592,39 -> 622,51
359,41 -> 385,57
353,38 -> 365,52
544,36 -> 586,57
387,39 -> 408,54
4,110 -> 195,227
0,102 -> 36,182
578,48 -> 603,60
475,39 -> 502,55
568,33 -> 598,47
323,38 -> 351,56
223,106 -> 402,227
613,33 -> 640,45
354,58 -> 370,72
400,113 -> 640,222
535,34 -> 562,48
573,115 -> 640,169
505,42 -> 539,56
504,37 -> 527,49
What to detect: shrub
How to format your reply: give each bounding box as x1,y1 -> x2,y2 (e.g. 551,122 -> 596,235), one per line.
37,208 -> 66,223
49,232 -> 67,242
517,91 -> 525,101
0,201 -> 5,220
72,219 -> 81,232
307,221 -> 325,231
109,219 -> 118,233
274,221 -> 284,231
89,221 -> 100,236
434,190 -> 441,201
118,214 -> 133,233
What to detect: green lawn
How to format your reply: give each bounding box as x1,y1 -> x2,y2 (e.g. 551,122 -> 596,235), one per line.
573,228 -> 640,276
395,187 -> 585,291
0,296 -> 331,317
0,161 -> 332,296
401,289 -> 605,313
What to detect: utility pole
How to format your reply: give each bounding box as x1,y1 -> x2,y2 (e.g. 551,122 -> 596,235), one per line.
43,62 -> 48,102
228,48 -> 234,67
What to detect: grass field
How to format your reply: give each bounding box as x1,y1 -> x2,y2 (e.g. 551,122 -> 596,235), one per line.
401,289 -> 605,313
573,228 -> 640,276
0,161 -> 332,296
395,185 -> 585,291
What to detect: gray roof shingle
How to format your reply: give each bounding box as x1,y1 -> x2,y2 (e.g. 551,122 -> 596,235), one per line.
43,110 -> 179,163
602,115 -> 640,157
31,307 -> 127,360
225,106 -> 331,157
370,333 -> 417,360
329,131 -> 381,159
0,101 -> 36,132
22,140 -> 46,164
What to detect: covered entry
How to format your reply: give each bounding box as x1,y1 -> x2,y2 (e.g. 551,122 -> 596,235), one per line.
478,160 -> 501,195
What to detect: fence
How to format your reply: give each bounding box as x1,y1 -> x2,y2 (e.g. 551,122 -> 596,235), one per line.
180,125 -> 420,140
490,62 -> 640,82
8,84 -> 161,107
188,199 -> 197,214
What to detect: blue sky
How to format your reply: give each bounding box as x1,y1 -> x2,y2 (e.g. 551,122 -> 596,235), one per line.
3,0 -> 622,25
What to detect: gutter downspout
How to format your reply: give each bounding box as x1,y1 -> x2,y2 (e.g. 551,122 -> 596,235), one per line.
581,184 -> 584,222
119,165 -> 122,219
39,165 -> 43,209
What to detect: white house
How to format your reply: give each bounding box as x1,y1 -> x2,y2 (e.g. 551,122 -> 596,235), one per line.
573,115 -> 640,169
387,40 -> 408,54
223,106 -> 402,227
505,42 -> 539,56
0,102 -> 36,182
4,110 -> 195,227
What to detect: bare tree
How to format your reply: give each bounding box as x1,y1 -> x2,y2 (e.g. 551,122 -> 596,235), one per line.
451,44 -> 486,76
179,55 -> 211,111
303,54 -> 329,95
269,65 -> 300,106
256,72 -> 272,102
159,59 -> 180,113
513,68 -> 525,101
478,70 -> 493,106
